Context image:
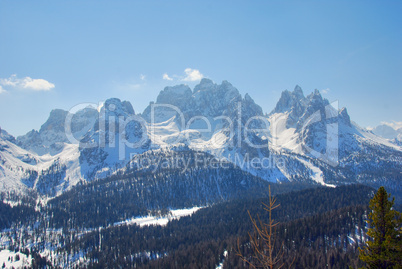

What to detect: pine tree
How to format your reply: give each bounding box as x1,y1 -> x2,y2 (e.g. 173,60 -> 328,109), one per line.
359,186 -> 402,268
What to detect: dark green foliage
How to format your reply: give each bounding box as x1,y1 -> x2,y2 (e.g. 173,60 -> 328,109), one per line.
35,161 -> 67,196
0,201 -> 38,229
46,150 -> 316,229
58,184 -> 373,268
47,166 -> 271,228
0,176 -> 384,269
359,186 -> 402,268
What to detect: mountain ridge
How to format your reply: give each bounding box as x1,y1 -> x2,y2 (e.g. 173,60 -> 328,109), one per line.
0,80 -> 401,201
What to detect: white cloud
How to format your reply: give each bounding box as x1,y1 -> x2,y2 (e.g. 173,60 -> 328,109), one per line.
162,69 -> 204,82
0,74 -> 18,87
0,74 -> 55,91
22,77 -> 55,91
0,85 -> 6,94
163,73 -> 173,81
140,74 -> 146,81
321,88 -> 330,94
182,68 -> 204,81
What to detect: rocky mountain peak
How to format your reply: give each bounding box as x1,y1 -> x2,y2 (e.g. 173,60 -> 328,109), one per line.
193,78 -> 214,93
244,93 -> 253,102
143,80 -> 252,122
0,128 -> 16,143
39,109 -> 68,133
17,104 -> 99,155
293,85 -> 304,99
339,107 -> 351,127
273,90 -> 292,114
307,89 -> 324,103
193,79 -> 240,99
101,98 -> 135,117
243,93 -> 263,116
156,85 -> 193,107
271,85 -> 307,115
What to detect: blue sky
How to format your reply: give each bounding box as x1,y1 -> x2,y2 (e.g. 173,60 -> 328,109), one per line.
0,0 -> 401,136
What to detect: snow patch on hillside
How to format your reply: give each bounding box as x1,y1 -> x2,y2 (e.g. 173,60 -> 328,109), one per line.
0,249 -> 32,269
114,207 -> 203,227
268,113 -> 301,153
295,157 -> 335,187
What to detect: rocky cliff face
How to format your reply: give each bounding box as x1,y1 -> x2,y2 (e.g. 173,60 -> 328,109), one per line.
17,108 -> 98,155
79,98 -> 150,180
143,79 -> 263,123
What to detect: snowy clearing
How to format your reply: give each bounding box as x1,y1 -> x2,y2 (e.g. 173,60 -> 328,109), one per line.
0,249 -> 32,269
114,207 -> 203,227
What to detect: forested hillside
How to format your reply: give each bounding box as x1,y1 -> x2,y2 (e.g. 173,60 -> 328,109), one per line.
56,185 -> 374,268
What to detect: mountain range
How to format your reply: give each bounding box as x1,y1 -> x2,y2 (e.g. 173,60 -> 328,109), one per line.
369,122 -> 402,145
0,78 -> 401,202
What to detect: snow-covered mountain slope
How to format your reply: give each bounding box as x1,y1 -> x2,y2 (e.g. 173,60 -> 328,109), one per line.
139,81 -> 401,188
1,98 -> 153,197
0,132 -> 35,197
368,122 -> 402,146
371,124 -> 399,139
269,86 -> 401,156
0,81 -> 401,200
0,129 -> 83,198
141,79 -> 275,179
267,85 -> 401,190
78,98 -> 151,179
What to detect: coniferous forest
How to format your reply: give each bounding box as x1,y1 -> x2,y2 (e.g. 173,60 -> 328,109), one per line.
1,183 -> 394,268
